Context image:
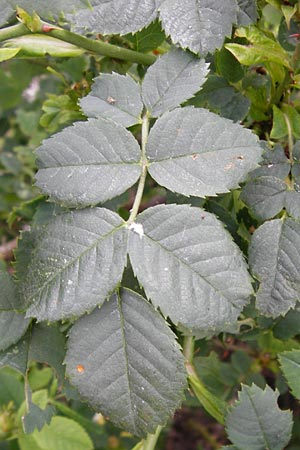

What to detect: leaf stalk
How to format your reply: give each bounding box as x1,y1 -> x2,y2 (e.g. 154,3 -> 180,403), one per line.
128,113 -> 150,224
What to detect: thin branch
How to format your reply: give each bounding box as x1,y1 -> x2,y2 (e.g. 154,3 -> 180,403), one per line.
0,21 -> 156,65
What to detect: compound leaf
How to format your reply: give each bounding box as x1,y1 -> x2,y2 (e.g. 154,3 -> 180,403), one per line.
240,176 -> 287,221
35,118 -> 141,208
159,0 -> 237,55
142,48 -> 209,117
17,208 -> 128,321
279,350 -> 300,399
65,288 -> 186,437
71,0 -> 158,35
80,73 -> 143,127
128,204 -> 252,336
147,107 -> 261,198
226,384 -> 292,450
249,218 -> 300,317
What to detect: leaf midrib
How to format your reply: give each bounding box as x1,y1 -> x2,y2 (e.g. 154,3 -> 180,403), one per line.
38,161 -> 142,169
117,292 -> 138,435
147,144 -> 258,163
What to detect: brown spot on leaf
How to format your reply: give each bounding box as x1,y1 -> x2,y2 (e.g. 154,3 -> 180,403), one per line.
76,364 -> 85,373
191,154 -> 198,160
237,155 -> 244,160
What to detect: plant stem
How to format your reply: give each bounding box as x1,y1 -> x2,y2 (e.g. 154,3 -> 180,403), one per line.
0,21 -> 156,65
143,425 -> 163,450
49,399 -> 105,436
0,23 -> 30,41
128,113 -> 149,224
283,112 -> 294,161
183,336 -> 194,364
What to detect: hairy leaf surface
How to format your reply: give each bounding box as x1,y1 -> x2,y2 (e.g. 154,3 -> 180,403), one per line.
18,208 -> 128,321
80,73 -> 143,127
71,0 -> 159,35
159,0 -> 237,55
226,384 -> 292,450
147,107 -> 261,198
35,118 -> 141,207
142,48 -> 209,117
279,350 -> 300,399
249,218 -> 300,317
65,288 -> 186,437
128,204 -> 252,336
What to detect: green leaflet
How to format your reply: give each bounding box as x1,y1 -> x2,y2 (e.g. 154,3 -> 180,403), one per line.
65,288 -> 186,437
17,208 -> 128,322
240,176 -> 287,221
19,416 -> 93,450
35,118 -> 141,208
279,350 -> 300,399
249,218 -> 300,317
189,75 -> 250,122
142,48 -> 209,117
71,0 -> 158,35
226,384 -> 293,450
241,175 -> 300,221
0,47 -> 20,61
146,107 -> 261,198
226,26 -> 291,69
128,204 -> 252,337
159,0 -> 237,55
80,73 -> 143,127
125,20 -> 165,53
22,387 -> 55,434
